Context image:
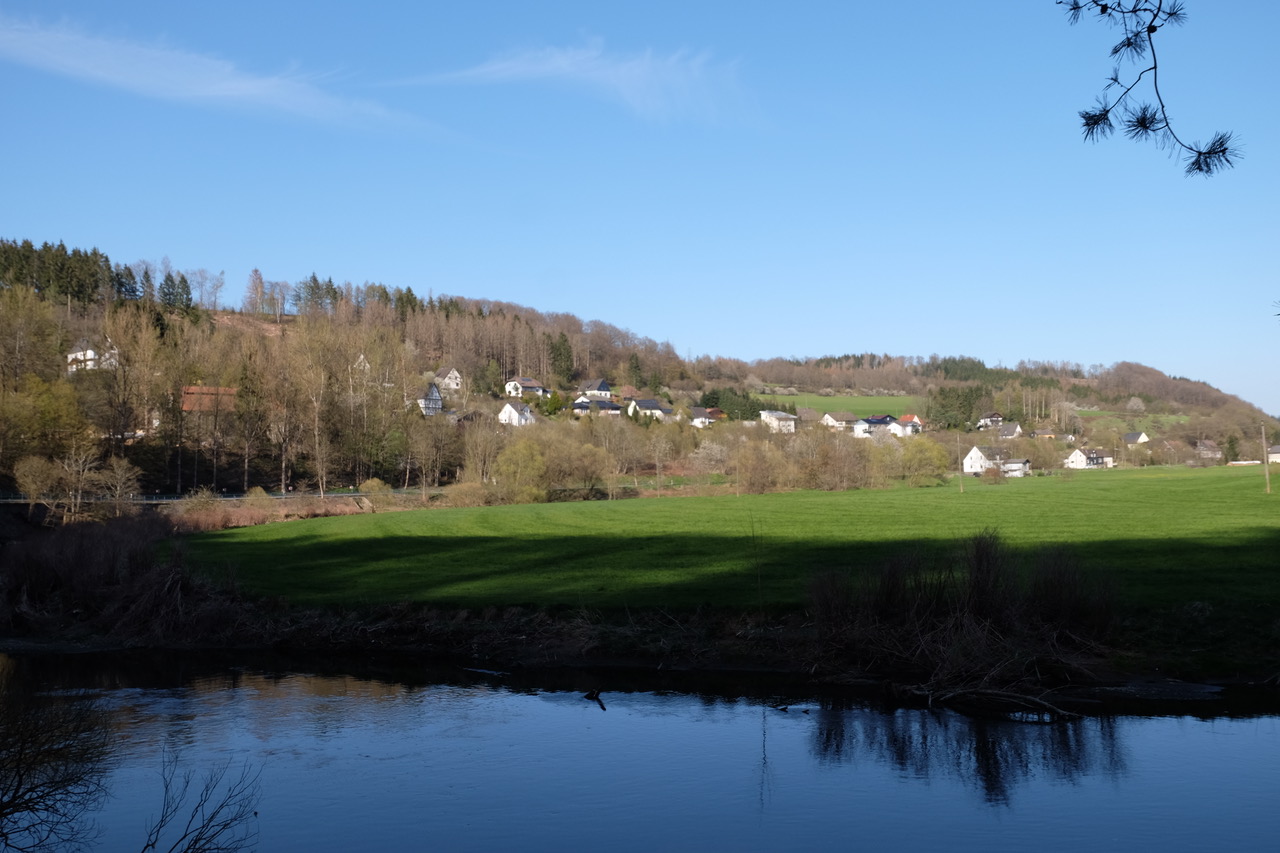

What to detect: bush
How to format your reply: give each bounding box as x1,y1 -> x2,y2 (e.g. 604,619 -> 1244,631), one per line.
359,478 -> 394,510
445,482 -> 490,507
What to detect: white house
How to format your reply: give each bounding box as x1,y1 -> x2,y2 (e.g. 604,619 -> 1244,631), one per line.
571,397 -> 622,417
689,406 -> 715,429
577,378 -> 612,400
852,415 -> 898,438
1268,446 -> 1280,464
976,412 -> 1004,430
760,410 -> 797,433
66,343 -> 118,374
899,414 -> 925,434
629,399 -> 674,420
1064,448 -> 1115,469
505,377 -> 548,398
498,401 -> 536,426
820,412 -> 859,431
1001,458 -> 1032,477
1123,431 -> 1150,447
435,366 -> 463,392
998,422 -> 1023,440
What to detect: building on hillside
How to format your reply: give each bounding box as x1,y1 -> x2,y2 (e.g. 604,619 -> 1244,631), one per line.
852,415 -> 901,438
66,340 -> 119,373
181,385 -> 238,414
1123,431 -> 1150,447
571,397 -> 622,417
577,378 -> 612,400
1193,439 -> 1223,461
416,383 -> 444,417
760,410 -> 798,433
504,377 -> 548,398
964,445 -> 1000,475
965,445 -> 1031,477
1064,448 -> 1115,469
820,412 -> 859,431
899,414 -> 924,434
977,412 -> 1004,430
998,422 -> 1023,440
629,399 -> 675,420
435,366 -> 463,392
498,401 -> 536,427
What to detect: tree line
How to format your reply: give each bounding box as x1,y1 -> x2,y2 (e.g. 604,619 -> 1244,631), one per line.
2,236 -> 1273,521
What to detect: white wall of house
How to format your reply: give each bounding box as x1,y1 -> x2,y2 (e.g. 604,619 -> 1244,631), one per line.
963,446 -> 992,475
498,402 -> 535,426
760,411 -> 797,433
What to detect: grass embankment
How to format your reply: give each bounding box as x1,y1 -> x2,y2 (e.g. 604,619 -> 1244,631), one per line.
759,394 -> 924,417
190,466 -> 1278,618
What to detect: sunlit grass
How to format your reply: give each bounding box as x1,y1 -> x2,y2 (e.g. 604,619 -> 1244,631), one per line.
187,466 -> 1279,614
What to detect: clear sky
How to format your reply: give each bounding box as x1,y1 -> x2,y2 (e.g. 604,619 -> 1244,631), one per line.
2,2 -> 1276,414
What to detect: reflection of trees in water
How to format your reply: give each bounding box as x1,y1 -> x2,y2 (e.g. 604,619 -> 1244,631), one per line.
0,687 -> 111,851
810,699 -> 1128,805
0,665 -> 260,853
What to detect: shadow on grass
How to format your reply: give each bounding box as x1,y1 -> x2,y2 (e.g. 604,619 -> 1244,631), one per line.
189,526 -> 1280,614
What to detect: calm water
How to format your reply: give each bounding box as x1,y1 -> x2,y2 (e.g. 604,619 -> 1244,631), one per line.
2,652 -> 1277,852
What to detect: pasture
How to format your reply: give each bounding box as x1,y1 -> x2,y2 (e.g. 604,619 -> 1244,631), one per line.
188,466 -> 1278,616
758,393 -> 924,417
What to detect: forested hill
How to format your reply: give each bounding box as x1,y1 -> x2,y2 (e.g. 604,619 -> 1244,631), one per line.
2,236 -> 1275,496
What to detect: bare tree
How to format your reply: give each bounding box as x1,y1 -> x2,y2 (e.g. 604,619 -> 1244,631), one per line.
1061,1 -> 1238,175
0,691 -> 111,852
138,751 -> 260,853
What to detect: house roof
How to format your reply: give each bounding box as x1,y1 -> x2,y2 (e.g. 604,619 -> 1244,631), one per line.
508,377 -> 543,388
1123,431 -> 1148,442
579,378 -> 610,392
181,386 -> 237,413
900,413 -> 923,424
690,406 -> 710,419
972,445 -> 1010,461
823,412 -> 858,423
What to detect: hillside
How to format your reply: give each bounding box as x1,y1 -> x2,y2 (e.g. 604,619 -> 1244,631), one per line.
2,236 -> 1277,505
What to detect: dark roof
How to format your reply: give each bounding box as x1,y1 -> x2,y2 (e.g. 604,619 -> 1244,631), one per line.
579,378 -> 610,392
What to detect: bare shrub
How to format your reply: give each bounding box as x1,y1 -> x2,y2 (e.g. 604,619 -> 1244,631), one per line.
445,482 -> 489,507
1026,547 -> 1113,636
962,528 -> 1017,626
808,570 -> 853,629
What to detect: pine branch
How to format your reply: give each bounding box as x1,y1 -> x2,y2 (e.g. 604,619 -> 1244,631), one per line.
1059,0 -> 1239,176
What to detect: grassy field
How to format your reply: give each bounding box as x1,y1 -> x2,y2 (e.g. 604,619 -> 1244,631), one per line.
759,393 -> 924,417
188,466 -> 1279,616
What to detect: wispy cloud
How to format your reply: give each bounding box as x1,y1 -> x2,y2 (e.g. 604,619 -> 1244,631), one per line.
0,14 -> 406,125
419,38 -> 740,122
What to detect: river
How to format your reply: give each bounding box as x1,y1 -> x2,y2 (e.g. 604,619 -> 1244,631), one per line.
1,651 -> 1277,852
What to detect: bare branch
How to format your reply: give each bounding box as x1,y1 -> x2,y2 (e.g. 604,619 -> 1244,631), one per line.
139,750 -> 260,853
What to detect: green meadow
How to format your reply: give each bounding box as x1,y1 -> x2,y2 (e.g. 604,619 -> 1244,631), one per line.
189,466 -> 1278,615
759,394 -> 924,417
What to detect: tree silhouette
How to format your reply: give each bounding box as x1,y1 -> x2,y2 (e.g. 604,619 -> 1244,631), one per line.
1061,1 -> 1238,176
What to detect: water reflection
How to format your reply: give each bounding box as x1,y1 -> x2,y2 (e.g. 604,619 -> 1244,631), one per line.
0,666 -> 110,852
2,651 -> 1277,852
810,699 -> 1127,804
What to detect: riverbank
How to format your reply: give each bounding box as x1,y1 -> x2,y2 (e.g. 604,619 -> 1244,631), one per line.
2,510 -> 1277,714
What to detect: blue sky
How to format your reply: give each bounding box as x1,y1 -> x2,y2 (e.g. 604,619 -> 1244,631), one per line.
2,2 -> 1276,414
